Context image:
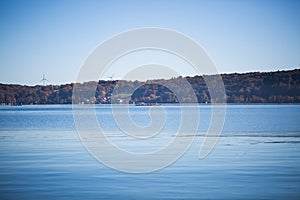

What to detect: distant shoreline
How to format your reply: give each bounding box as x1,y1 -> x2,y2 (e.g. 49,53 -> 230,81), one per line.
1,69 -> 299,105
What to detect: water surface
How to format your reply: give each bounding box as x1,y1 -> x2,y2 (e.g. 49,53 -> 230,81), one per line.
0,105 -> 299,199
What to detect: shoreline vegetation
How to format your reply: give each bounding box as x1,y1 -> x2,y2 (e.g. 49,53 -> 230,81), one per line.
1,69 -> 299,105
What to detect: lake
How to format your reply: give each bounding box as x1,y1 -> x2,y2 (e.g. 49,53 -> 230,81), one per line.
0,105 -> 299,199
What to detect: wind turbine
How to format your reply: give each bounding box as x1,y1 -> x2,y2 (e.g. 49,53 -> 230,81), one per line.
40,74 -> 49,86
107,73 -> 115,81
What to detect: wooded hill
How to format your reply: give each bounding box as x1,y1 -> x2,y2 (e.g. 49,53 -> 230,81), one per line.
1,69 -> 299,105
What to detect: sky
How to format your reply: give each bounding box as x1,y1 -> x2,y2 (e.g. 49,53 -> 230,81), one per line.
0,0 -> 299,85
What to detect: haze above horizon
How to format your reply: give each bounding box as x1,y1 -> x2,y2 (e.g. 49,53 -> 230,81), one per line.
0,0 -> 299,85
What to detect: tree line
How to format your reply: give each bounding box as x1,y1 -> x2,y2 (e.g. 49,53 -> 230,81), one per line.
1,69 -> 299,105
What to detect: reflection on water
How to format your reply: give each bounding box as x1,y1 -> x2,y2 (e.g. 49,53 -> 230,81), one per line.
0,105 -> 300,199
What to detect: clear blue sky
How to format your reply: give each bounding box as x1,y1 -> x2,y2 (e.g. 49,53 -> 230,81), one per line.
0,0 -> 299,85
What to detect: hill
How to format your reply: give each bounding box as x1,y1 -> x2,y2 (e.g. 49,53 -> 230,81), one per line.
0,69 -> 299,105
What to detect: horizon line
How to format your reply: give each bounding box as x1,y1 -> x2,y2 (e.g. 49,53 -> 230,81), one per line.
1,68 -> 299,87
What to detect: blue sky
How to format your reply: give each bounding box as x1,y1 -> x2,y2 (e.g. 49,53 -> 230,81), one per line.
0,0 -> 299,85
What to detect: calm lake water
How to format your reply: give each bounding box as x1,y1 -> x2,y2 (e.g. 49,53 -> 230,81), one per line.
0,105 -> 299,199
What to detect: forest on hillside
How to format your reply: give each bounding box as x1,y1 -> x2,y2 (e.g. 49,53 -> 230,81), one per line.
0,69 -> 300,105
